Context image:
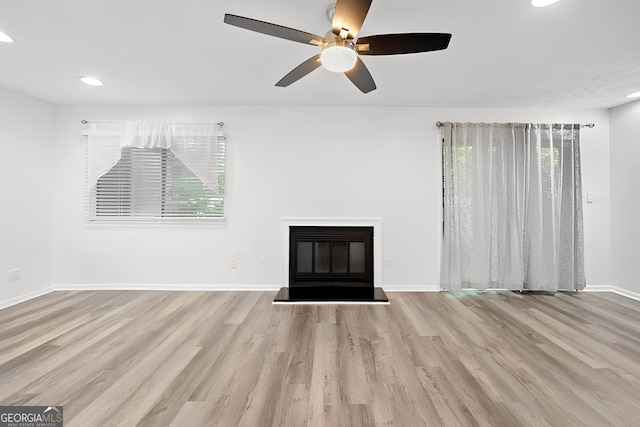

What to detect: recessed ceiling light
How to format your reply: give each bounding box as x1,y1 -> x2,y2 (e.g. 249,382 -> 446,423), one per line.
627,91 -> 640,99
80,76 -> 103,86
0,31 -> 14,43
532,0 -> 560,7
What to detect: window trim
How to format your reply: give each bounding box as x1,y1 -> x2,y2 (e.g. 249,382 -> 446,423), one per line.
83,121 -> 227,227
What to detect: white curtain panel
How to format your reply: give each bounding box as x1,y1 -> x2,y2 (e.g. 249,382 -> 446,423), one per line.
441,122 -> 585,292
86,121 -> 220,193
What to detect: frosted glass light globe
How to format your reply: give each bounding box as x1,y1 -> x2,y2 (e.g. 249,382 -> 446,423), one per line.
321,42 -> 357,73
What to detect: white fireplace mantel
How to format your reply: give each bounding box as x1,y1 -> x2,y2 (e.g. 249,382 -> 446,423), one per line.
281,217 -> 383,287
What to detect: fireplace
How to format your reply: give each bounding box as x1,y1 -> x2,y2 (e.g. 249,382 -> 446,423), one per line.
274,222 -> 388,302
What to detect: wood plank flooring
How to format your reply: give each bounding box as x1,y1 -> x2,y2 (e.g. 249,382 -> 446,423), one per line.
0,290 -> 639,426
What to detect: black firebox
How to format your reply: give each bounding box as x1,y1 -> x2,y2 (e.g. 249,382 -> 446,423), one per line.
274,226 -> 387,302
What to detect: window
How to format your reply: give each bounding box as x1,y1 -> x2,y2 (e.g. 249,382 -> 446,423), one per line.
85,121 -> 226,223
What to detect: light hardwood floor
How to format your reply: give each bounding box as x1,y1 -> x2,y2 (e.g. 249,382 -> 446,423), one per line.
0,290 -> 639,426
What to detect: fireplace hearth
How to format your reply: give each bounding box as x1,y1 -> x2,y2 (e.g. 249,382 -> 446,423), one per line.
274,226 -> 388,303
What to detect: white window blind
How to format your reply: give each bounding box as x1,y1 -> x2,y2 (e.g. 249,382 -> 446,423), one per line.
84,121 -> 226,223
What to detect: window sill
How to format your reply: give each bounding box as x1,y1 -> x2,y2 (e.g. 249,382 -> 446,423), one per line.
85,217 -> 227,228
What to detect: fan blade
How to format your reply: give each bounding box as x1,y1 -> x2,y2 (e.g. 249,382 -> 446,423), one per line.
276,54 -> 323,87
356,33 -> 452,55
332,0 -> 372,39
344,57 -> 376,94
224,14 -> 324,46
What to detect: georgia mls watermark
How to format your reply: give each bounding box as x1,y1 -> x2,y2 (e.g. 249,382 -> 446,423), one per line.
0,406 -> 63,427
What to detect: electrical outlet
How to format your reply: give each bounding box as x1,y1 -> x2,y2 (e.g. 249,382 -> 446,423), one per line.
8,269 -> 21,282
231,259 -> 237,269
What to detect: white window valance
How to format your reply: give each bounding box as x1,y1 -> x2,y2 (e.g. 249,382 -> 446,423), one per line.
86,120 -> 221,194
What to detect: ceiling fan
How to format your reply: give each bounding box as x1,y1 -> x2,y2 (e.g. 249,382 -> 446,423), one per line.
223,0 -> 452,94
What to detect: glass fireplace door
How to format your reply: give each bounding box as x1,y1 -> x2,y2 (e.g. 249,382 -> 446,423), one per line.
289,226 -> 373,289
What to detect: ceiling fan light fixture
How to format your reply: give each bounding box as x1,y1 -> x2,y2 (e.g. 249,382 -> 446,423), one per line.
321,40 -> 357,73
531,0 -> 560,7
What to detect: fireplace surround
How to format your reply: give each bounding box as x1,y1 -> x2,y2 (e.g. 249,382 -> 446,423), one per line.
275,218 -> 388,303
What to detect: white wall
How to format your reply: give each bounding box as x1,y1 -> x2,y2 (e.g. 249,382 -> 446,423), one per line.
0,86 -> 55,308
610,99 -> 640,296
51,105 -> 611,291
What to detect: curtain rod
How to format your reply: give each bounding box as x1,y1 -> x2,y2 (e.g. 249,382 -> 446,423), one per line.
80,120 -> 225,127
435,121 -> 595,128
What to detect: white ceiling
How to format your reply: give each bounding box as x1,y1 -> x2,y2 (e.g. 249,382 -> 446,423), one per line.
1,0 -> 639,108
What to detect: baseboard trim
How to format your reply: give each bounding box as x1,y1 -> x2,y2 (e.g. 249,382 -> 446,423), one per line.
52,283 -> 281,292
52,283 -> 443,293
6,284 -> 636,307
0,287 -> 52,311
583,285 -> 640,302
384,285 -> 440,292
